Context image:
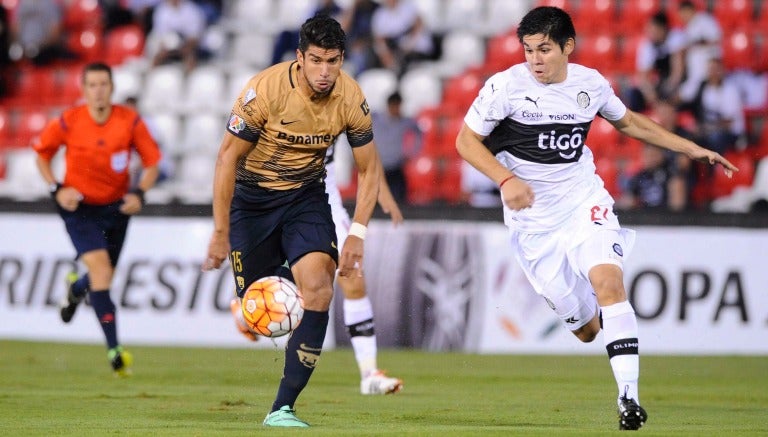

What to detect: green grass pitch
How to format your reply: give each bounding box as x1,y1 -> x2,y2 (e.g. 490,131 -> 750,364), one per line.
0,340 -> 766,436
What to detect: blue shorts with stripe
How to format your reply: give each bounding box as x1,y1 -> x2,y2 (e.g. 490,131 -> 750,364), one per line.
59,201 -> 130,265
229,179 -> 338,297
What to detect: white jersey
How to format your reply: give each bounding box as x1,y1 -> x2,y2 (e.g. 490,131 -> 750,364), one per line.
324,148 -> 352,247
464,62 -> 627,233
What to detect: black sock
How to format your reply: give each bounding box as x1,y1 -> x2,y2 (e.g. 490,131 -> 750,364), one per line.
89,290 -> 118,349
72,274 -> 89,299
271,309 -> 329,412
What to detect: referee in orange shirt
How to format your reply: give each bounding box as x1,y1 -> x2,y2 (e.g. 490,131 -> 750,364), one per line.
33,62 -> 162,376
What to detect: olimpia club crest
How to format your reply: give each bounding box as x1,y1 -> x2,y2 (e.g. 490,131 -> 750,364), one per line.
576,91 -> 590,108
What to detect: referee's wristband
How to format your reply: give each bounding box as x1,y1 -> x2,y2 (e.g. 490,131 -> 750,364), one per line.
348,222 -> 367,240
131,187 -> 146,205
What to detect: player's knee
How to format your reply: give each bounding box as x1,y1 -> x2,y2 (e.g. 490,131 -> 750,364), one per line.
592,277 -> 627,305
572,317 -> 601,342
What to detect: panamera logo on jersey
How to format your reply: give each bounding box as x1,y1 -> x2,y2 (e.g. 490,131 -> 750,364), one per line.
228,114 -> 245,133
577,91 -> 590,108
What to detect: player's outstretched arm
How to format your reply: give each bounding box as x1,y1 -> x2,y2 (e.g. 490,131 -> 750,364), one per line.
456,123 -> 534,210
339,142 -> 381,278
611,110 -> 739,177
376,159 -> 403,225
203,133 -> 252,271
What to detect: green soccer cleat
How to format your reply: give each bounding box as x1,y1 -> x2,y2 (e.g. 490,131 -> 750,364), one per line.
108,346 -> 133,377
59,272 -> 84,323
263,405 -> 309,427
618,395 -> 648,430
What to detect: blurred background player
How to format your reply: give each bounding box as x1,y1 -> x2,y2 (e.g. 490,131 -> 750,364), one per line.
231,145 -> 404,395
456,6 -> 738,430
33,62 -> 162,376
203,15 -> 382,427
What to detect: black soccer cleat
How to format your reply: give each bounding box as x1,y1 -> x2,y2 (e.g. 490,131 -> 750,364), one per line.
59,273 -> 84,323
618,395 -> 648,430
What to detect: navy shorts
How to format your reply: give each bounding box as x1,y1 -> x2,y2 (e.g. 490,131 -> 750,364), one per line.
229,180 -> 338,297
59,201 -> 130,266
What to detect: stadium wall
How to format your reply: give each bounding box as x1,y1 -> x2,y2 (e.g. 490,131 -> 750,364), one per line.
0,212 -> 766,355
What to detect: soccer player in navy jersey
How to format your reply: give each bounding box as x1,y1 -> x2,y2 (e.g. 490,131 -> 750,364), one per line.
203,15 -> 386,427
456,6 -> 737,430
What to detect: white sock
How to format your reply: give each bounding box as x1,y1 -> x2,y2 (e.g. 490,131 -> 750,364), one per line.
344,296 -> 378,378
601,301 -> 640,404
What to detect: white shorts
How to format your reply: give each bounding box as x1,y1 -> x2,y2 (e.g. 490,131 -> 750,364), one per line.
325,163 -> 352,248
509,195 -> 636,331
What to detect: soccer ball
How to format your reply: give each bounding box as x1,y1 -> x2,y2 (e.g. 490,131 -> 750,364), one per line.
241,276 -> 304,338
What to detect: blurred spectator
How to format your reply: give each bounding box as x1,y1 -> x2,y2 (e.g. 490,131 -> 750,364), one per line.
372,92 -> 421,202
124,96 -> 174,183
618,143 -> 688,211
676,0 -> 722,104
9,0 -> 77,66
339,0 -> 380,76
461,161 -> 501,208
627,11 -> 686,112
682,57 -> 746,155
99,0 -> 138,32
371,0 -> 434,77
145,0 -> 210,72
126,0 -> 163,35
0,5 -> 11,98
271,0 -> 342,66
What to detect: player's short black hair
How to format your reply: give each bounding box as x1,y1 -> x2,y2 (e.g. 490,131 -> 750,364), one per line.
82,62 -> 113,84
517,6 -> 576,51
298,14 -> 346,54
650,11 -> 670,28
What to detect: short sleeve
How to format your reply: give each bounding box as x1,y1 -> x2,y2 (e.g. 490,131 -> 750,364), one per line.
226,81 -> 267,143
464,74 -> 511,136
132,117 -> 162,167
345,84 -> 374,148
33,116 -> 65,161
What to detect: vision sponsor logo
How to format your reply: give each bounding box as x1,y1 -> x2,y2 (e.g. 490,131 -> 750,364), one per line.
276,131 -> 337,145
537,126 -> 585,159
549,113 -> 576,121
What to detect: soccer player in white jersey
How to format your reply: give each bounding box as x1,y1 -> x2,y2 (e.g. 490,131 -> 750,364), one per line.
455,6 -> 738,431
230,146 -> 404,396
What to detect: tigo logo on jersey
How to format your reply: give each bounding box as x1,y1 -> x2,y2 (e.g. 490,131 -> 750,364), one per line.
537,126 -> 585,160
228,114 -> 245,133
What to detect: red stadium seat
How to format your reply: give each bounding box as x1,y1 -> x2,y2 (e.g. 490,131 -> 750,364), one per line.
484,31 -> 525,72
6,67 -> 57,107
573,0 -> 617,35
617,0 -> 661,34
55,65 -> 85,106
11,107 -> 50,148
586,117 -> 620,157
442,70 -> 483,115
721,30 -> 755,71
594,156 -> 621,197
415,107 -> 443,156
617,35 -> 642,74
712,0 -> 754,30
104,25 -> 146,66
67,28 -> 104,62
0,108 -> 11,148
63,0 -> 103,31
572,33 -> 619,73
404,155 -> 441,205
441,157 -> 464,204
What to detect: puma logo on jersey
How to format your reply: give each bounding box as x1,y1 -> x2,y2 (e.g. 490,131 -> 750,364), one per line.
524,96 -> 540,108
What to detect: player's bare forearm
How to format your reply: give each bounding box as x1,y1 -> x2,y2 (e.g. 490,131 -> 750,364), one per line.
456,123 -> 513,184
136,165 -> 159,192
211,134 -> 250,233
34,156 -> 57,185
350,143 -> 380,226
612,111 -> 738,175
